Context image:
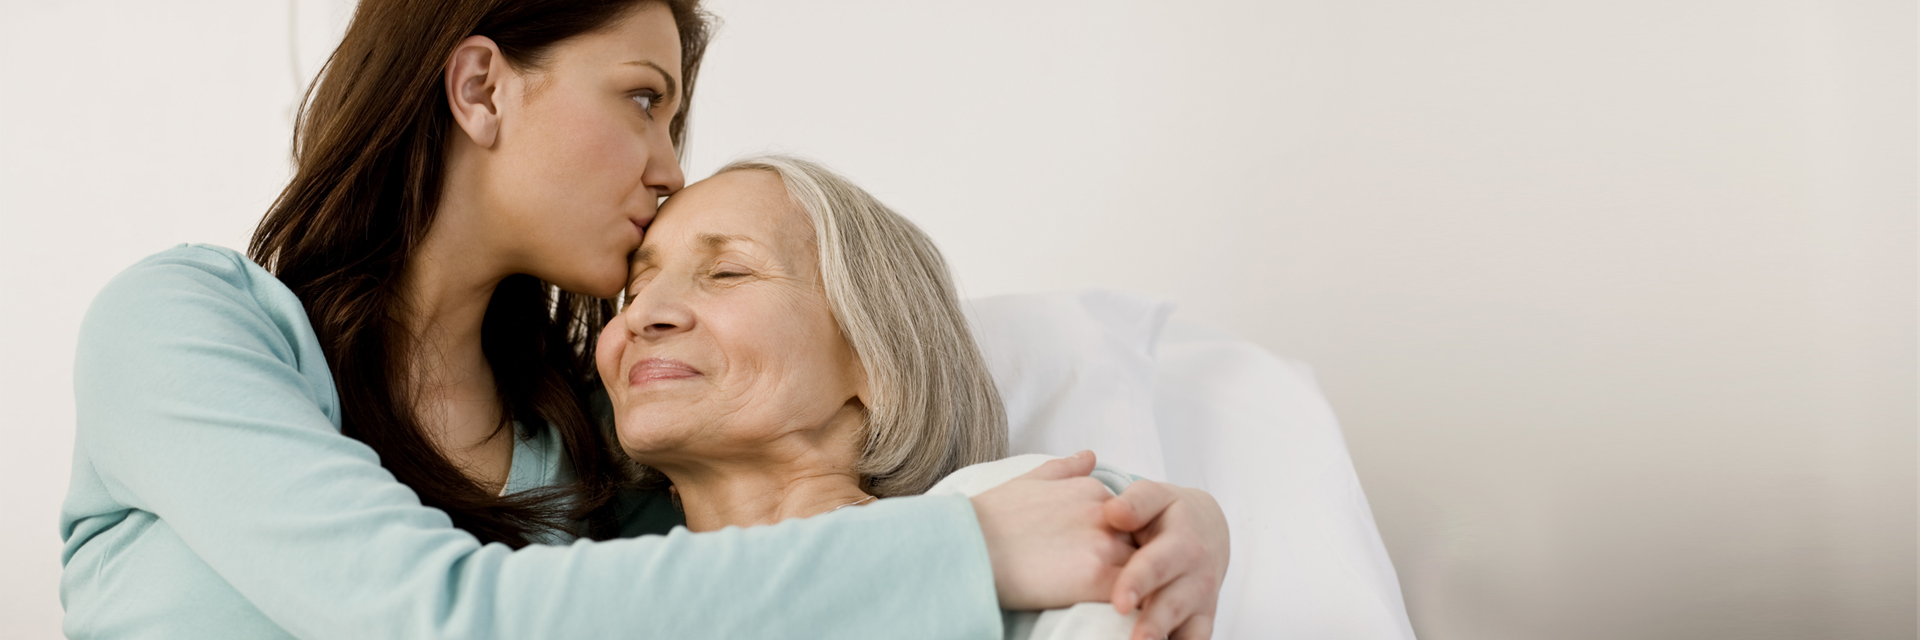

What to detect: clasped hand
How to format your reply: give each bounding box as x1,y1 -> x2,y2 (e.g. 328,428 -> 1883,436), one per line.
972,451 -> 1231,640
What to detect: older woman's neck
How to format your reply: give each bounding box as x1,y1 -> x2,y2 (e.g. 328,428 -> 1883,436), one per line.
670,466 -> 871,533
652,419 -> 873,532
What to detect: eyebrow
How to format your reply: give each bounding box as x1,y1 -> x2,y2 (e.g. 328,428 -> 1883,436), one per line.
622,60 -> 680,107
698,233 -> 750,250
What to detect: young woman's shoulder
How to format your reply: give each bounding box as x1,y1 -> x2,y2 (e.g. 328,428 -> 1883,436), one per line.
95,243 -> 308,330
78,242 -> 337,424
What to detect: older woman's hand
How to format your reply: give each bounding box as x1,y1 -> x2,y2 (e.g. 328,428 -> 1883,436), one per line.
971,451 -> 1138,610
1104,481 -> 1231,640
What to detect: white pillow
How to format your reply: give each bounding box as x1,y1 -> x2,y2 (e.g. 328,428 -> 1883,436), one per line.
965,291 -> 1416,640
965,290 -> 1172,482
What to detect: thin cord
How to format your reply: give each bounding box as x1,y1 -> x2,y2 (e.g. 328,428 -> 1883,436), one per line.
830,495 -> 877,512
286,0 -> 303,100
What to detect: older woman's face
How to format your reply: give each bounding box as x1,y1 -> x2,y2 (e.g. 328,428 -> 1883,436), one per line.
596,170 -> 866,465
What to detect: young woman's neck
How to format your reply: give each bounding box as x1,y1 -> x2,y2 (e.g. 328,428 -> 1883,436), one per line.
397,242 -> 500,379
396,199 -> 516,490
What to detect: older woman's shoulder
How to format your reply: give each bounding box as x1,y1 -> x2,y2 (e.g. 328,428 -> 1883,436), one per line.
922,454 -> 1135,498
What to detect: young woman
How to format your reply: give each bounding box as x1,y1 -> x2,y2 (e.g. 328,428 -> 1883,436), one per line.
60,1 -> 1228,638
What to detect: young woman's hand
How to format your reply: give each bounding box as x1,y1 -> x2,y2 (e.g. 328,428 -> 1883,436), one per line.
1103,481 -> 1231,640
971,451 -> 1138,609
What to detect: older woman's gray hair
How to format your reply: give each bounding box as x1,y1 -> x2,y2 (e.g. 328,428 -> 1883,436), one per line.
714,154 -> 1008,497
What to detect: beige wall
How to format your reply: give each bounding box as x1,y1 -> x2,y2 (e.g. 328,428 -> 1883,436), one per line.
1,1 -> 1911,638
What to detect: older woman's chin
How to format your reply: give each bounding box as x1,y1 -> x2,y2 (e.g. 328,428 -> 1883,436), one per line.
613,419 -> 685,460
614,438 -> 665,467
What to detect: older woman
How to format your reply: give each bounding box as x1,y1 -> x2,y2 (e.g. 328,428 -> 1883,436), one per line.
597,156 -> 1224,640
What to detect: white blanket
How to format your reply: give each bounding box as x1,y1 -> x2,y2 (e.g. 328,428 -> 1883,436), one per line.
926,454 -> 1138,640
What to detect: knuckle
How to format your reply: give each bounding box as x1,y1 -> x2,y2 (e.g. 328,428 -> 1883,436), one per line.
1155,528 -> 1200,559
1138,593 -> 1185,635
1126,554 -> 1165,588
1103,536 -> 1137,565
1078,561 -> 1119,598
1168,578 -> 1209,612
1147,483 -> 1181,505
1179,535 -> 1208,563
1174,614 -> 1216,640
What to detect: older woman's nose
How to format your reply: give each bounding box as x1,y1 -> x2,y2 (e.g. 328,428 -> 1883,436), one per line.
622,283 -> 695,338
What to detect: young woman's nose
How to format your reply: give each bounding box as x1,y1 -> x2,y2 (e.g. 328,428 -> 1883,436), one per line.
622,280 -> 694,338
644,126 -> 686,197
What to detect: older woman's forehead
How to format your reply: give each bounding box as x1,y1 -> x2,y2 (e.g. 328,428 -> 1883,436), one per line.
643,171 -> 814,258
668,169 -> 791,210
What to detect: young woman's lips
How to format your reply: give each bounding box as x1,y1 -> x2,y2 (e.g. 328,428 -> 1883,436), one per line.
629,358 -> 700,387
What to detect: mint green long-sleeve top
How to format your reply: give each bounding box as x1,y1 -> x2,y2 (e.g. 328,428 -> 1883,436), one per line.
59,245 -> 1003,639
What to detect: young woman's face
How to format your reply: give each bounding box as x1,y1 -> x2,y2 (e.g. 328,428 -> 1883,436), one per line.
595,170 -> 867,469
477,2 -> 686,297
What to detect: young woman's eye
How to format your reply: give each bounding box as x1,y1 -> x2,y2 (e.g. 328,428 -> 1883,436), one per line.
631,91 -> 661,118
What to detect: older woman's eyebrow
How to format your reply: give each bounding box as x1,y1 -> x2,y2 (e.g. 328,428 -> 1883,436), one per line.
629,231 -> 748,261
631,234 -> 753,267
699,233 -> 753,251
621,60 -> 679,107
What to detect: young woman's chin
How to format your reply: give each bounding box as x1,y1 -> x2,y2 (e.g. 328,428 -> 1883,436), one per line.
540,263 -> 630,300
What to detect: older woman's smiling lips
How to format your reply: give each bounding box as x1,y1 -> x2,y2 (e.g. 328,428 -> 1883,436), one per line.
629,358 -> 701,387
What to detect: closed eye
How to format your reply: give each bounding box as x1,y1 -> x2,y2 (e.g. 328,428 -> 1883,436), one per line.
708,259 -> 756,280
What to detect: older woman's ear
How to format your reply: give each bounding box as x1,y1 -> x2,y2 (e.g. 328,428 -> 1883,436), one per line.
849,358 -> 872,409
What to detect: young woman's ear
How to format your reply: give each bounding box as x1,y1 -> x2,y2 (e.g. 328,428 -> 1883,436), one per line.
444,35 -> 508,148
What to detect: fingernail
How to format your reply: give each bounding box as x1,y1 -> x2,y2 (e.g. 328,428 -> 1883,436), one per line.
1075,450 -> 1093,460
1128,590 -> 1140,611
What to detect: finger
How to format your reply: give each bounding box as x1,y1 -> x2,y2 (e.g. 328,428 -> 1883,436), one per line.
1104,480 -> 1178,533
1018,450 -> 1096,481
1170,613 -> 1216,640
1110,523 -> 1198,614
1096,529 -> 1139,567
1130,575 -> 1207,640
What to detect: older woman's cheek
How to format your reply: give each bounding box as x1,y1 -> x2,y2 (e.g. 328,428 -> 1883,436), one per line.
594,324 -> 626,391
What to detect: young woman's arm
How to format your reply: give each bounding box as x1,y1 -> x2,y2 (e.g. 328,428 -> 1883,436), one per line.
62,245 -> 1002,639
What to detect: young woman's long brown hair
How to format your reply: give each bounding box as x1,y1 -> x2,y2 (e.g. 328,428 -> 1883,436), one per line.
249,0 -> 712,547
